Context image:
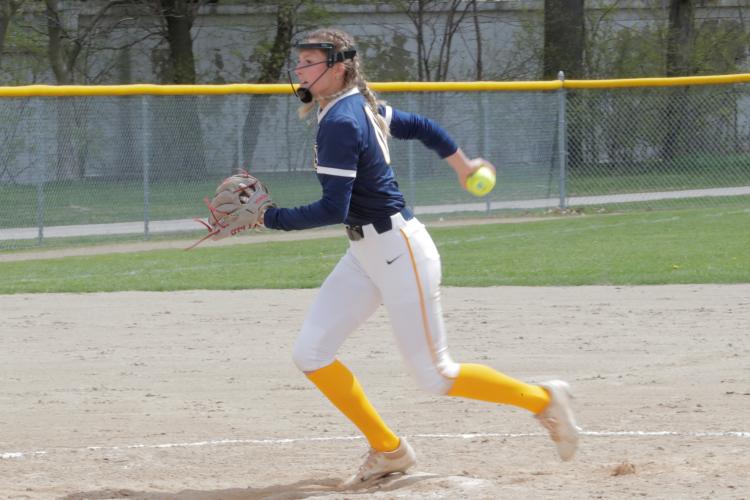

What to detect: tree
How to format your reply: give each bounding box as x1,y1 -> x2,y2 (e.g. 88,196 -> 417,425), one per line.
0,0 -> 23,67
663,0 -> 695,161
44,0 -> 142,84
44,0 -> 144,179
238,0 -> 299,175
155,0 -> 200,83
543,0 -> 585,79
239,0 -> 333,173
402,0 -> 473,81
666,0 -> 694,77
544,0 -> 585,174
138,0 -> 210,179
255,0 -> 297,84
470,0 -> 481,80
117,0 -> 205,84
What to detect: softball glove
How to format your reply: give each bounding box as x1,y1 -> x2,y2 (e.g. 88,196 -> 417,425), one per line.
187,170 -> 275,250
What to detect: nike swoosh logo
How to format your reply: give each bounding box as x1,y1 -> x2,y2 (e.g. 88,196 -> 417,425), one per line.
386,254 -> 403,265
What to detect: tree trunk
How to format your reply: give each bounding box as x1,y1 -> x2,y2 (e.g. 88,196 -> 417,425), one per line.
151,0 -> 205,180
45,0 -> 72,84
543,0 -> 585,80
471,0 -> 482,80
436,0 -> 470,81
242,1 -> 297,174
415,0 -> 426,81
45,0 -> 79,180
160,0 -> 196,84
663,0 -> 695,161
257,0 -> 295,84
544,0 -> 585,173
666,0 -> 694,77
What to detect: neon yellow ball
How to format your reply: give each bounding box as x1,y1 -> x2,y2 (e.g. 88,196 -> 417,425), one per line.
466,165 -> 496,197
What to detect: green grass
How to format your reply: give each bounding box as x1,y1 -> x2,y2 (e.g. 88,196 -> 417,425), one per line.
1,206 -> 748,294
0,172 -> 324,227
568,154 -> 750,195
437,207 -> 750,286
3,154 -> 748,229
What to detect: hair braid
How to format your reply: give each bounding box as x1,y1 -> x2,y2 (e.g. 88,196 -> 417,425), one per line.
354,57 -> 390,139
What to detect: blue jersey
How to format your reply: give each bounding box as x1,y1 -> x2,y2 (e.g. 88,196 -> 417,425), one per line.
263,88 -> 458,231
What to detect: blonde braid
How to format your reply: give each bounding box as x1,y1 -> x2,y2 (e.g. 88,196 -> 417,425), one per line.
358,81 -> 391,139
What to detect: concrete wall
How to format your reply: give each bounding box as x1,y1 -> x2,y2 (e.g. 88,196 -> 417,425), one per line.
2,1 -> 749,85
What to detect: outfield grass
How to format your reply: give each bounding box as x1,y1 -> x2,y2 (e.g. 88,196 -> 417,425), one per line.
568,153 -> 750,196
1,206 -> 748,294
2,157 -> 748,228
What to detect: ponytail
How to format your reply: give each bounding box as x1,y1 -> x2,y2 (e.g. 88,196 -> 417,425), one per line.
359,82 -> 390,139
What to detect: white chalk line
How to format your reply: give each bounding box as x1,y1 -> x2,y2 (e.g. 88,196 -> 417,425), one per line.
2,430 -> 748,460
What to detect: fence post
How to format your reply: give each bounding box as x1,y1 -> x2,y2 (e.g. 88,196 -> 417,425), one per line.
479,91 -> 490,213
36,163 -> 45,246
407,94 -> 416,212
142,96 -> 151,239
236,96 -> 244,169
34,98 -> 46,246
557,70 -> 568,210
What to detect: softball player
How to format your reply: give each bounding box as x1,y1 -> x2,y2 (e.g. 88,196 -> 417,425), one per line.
261,28 -> 579,487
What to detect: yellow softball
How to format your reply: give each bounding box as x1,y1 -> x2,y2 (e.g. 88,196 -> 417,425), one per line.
466,165 -> 496,197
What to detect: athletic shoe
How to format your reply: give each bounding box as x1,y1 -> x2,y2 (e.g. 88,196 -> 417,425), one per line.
340,438 -> 417,488
536,380 -> 580,461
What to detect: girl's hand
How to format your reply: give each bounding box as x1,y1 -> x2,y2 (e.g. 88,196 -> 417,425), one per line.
446,149 -> 496,189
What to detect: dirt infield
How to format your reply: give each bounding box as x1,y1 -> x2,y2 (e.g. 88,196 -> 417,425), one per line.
1,285 -> 748,499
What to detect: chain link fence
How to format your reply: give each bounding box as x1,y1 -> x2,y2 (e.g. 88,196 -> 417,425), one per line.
567,85 -> 750,209
1,81 -> 749,250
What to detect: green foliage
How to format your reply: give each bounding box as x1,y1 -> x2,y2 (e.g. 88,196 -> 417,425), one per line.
610,26 -> 665,78
693,19 -> 750,75
585,8 -> 750,78
1,207 -> 749,293
489,6 -> 543,80
0,7 -> 48,84
359,32 -> 414,81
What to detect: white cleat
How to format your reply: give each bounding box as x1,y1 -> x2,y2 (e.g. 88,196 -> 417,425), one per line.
340,438 -> 417,488
536,380 -> 580,461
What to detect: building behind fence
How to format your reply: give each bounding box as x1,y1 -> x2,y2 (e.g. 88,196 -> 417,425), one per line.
1,75 -> 749,249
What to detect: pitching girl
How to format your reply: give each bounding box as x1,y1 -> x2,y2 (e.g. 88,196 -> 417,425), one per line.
260,28 -> 579,487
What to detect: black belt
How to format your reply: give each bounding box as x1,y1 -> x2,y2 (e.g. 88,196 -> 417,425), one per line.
345,207 -> 414,241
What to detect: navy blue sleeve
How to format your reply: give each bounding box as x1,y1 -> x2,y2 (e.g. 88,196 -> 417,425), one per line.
263,117 -> 359,231
382,106 -> 458,158
263,175 -> 353,231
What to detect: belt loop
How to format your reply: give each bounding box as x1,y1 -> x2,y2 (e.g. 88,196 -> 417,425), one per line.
345,225 -> 364,241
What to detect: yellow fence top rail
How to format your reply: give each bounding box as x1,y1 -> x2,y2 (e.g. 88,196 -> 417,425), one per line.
1,73 -> 750,97
564,73 -> 750,89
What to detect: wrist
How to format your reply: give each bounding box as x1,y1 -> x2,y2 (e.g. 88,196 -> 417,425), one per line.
258,204 -> 274,228
446,149 -> 478,187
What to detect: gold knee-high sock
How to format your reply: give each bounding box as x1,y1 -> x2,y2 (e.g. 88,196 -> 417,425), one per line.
448,363 -> 549,414
306,360 -> 400,452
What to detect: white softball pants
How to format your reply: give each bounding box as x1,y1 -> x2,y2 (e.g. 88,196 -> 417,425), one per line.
292,212 -> 460,395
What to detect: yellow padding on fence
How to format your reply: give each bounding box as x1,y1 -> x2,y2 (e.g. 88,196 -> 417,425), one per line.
0,83 -> 293,97
2,73 -> 750,97
564,73 -> 750,89
371,81 -> 561,92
